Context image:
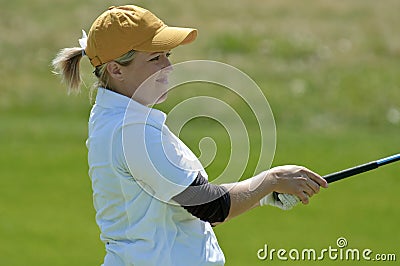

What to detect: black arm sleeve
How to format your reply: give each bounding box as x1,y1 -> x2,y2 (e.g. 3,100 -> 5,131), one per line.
172,172 -> 231,224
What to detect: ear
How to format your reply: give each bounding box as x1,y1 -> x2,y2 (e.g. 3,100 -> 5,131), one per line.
106,62 -> 123,81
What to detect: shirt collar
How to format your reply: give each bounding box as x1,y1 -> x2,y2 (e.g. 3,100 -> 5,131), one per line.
95,87 -> 130,109
95,87 -> 166,125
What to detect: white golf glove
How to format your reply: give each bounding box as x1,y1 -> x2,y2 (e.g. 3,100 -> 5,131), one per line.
277,193 -> 300,209
259,192 -> 300,210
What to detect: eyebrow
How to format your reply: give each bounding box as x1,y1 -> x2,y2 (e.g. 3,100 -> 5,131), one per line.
149,51 -> 170,55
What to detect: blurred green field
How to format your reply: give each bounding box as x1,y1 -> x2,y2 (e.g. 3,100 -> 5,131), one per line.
1,0 -> 399,265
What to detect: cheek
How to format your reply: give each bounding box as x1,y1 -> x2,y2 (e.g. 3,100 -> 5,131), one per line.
126,62 -> 165,92
138,66 -> 160,83
126,71 -> 150,90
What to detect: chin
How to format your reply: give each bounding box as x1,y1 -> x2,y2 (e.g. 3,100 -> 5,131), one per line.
155,93 -> 168,104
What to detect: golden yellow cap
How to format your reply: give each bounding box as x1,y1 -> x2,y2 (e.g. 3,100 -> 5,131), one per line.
85,5 -> 197,67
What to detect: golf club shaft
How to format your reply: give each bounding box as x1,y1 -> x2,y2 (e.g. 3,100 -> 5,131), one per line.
273,154 -> 400,202
324,153 -> 400,183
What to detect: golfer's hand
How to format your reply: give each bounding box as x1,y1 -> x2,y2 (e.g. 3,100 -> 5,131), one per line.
259,192 -> 293,210
267,165 -> 328,204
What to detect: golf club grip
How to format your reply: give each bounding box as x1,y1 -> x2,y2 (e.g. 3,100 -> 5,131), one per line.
271,162 -> 378,202
323,161 -> 378,183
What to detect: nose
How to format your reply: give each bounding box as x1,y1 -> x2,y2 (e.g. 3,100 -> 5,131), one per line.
163,58 -> 173,73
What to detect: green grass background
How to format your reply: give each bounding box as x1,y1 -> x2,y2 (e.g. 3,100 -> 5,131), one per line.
1,0 -> 399,265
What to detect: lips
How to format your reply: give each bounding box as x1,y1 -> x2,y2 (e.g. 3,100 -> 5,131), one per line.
156,68 -> 172,85
156,75 -> 169,85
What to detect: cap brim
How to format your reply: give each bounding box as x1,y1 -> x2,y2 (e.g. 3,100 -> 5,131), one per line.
136,26 -> 198,52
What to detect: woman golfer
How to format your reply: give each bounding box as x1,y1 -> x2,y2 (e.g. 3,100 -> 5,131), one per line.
53,5 -> 327,266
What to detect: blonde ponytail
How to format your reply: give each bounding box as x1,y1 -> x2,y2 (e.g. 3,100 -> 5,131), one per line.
52,47 -> 84,94
52,47 -> 136,97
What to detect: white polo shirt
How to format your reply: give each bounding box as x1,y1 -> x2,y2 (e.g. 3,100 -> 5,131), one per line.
87,88 -> 225,266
